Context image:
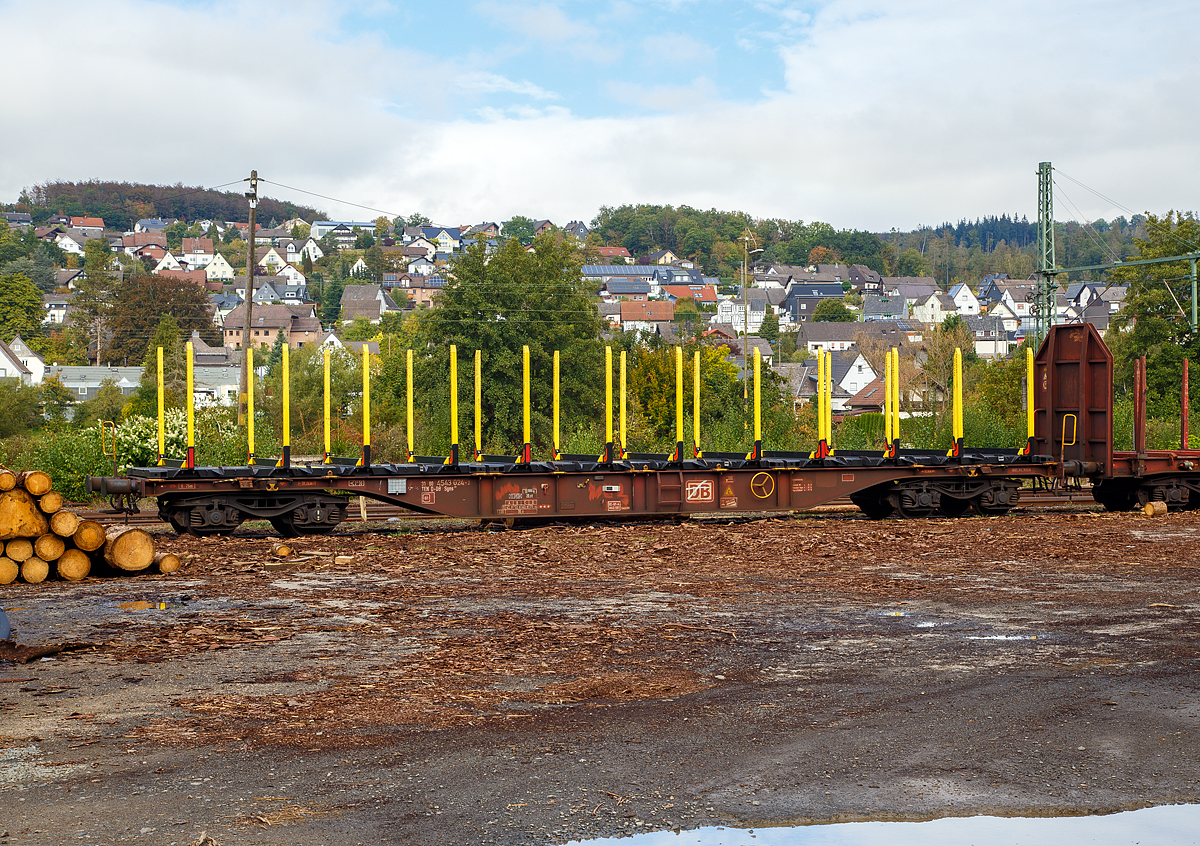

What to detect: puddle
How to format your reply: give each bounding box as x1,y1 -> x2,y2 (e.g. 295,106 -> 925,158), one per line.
568,804 -> 1200,844
966,635 -> 1042,641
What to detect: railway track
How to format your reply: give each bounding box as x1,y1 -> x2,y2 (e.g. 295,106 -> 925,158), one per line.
77,488 -> 1102,527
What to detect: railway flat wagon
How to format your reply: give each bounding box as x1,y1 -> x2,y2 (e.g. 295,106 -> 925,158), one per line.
87,325 -> 1200,536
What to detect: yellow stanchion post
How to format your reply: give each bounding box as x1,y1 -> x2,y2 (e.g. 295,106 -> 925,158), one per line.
826,350 -> 835,455
185,341 -> 195,468
156,347 -> 165,466
603,346 -> 613,462
883,346 -> 892,456
552,350 -> 560,460
519,344 -> 531,463
693,349 -> 701,458
406,349 -> 414,462
246,347 -> 255,465
446,345 -> 459,465
1023,346 -> 1035,454
361,344 -> 371,468
892,347 -> 901,453
671,346 -> 684,460
813,348 -> 826,458
323,346 -> 331,463
620,350 -> 627,459
278,343 -> 290,469
948,347 -> 963,458
475,349 -> 483,462
753,347 -> 762,459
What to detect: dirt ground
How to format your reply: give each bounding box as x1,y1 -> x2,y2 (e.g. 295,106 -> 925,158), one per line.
1,506 -> 1199,845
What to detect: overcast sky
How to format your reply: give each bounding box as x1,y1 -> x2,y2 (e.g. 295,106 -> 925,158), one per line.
2,0 -> 1196,232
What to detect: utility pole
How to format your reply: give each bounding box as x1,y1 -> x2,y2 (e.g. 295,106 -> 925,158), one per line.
238,170 -> 260,426
1035,161 -> 1058,346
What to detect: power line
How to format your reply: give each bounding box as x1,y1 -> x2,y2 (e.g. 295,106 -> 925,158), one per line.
1055,169 -> 1200,254
260,180 -> 401,221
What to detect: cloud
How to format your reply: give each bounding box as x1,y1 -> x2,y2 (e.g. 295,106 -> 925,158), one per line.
638,32 -> 718,65
1,0 -> 1197,233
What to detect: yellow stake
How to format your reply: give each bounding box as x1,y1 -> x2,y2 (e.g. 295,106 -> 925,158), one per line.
605,346 -> 613,449
246,347 -> 255,464
675,346 -> 684,449
281,343 -> 290,454
892,347 -> 900,447
1026,346 -> 1035,443
476,349 -> 483,461
693,349 -> 701,455
522,344 -> 530,450
406,349 -> 414,461
185,341 -> 194,464
754,347 -> 762,446
553,350 -> 560,459
323,346 -> 331,462
816,349 -> 825,444
620,350 -> 627,457
826,350 -> 833,450
450,345 -> 458,450
883,346 -> 892,448
953,347 -> 963,445
156,346 -> 164,466
362,344 -> 371,454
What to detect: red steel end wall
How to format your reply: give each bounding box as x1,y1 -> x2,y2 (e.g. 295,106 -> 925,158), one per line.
1033,324 -> 1113,474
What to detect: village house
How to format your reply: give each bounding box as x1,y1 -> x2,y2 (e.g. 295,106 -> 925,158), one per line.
222,304 -> 322,350
340,284 -> 402,324
619,301 -> 675,334
0,337 -> 34,384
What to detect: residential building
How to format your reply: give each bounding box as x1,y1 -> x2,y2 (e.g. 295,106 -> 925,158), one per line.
44,365 -> 143,403
222,304 -> 322,350
2,212 -> 33,229
949,282 -> 981,315
311,220 -> 379,240
593,246 -> 632,261
562,220 -> 589,238
204,253 -> 235,281
963,315 -> 1014,359
69,216 -> 105,234
134,218 -> 176,233
661,285 -> 718,306
619,301 -> 674,334
645,249 -> 679,265
340,284 -> 401,324
601,279 -> 651,302
0,337 -> 34,384
533,220 -> 555,236
912,292 -> 957,325
180,237 -> 215,268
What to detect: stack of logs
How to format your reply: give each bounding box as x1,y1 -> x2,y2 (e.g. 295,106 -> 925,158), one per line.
0,466 -> 180,585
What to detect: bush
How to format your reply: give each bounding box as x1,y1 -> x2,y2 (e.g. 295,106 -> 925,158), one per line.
0,427 -> 111,501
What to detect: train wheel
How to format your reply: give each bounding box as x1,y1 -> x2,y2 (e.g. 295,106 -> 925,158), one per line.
1093,481 -> 1138,512
889,488 -> 936,519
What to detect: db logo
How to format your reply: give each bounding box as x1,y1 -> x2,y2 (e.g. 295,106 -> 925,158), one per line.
421,492 -> 435,504
685,479 -> 715,503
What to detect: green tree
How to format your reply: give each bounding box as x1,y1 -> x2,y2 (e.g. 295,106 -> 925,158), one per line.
0,273 -> 44,341
164,220 -> 187,251
812,298 -> 857,322
398,236 -> 604,452
501,216 -> 537,245
0,379 -> 42,436
895,248 -> 928,277
73,238 -> 117,364
41,373 -> 75,424
759,310 -> 779,343
103,275 -> 219,365
265,331 -> 287,378
72,378 -> 127,427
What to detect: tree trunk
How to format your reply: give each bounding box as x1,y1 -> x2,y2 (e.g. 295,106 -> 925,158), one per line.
21,557 -> 49,584
4,538 -> 33,563
56,549 -> 91,582
39,491 -> 64,515
16,470 -> 52,497
51,510 -> 82,538
0,490 -> 50,540
0,557 -> 17,585
0,468 -> 15,492
103,526 -> 156,572
73,520 -> 106,552
154,551 -> 182,574
34,534 -> 65,562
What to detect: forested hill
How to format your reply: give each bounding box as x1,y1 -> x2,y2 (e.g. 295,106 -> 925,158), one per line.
9,180 -> 323,231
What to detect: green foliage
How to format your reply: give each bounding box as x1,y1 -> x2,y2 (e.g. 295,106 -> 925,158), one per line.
116,410 -> 187,468
759,310 -> 779,343
0,379 -> 42,436
812,298 -> 856,322
0,272 -> 44,341
0,427 -> 110,502
164,220 -> 187,251
501,216 -> 536,245
41,375 -> 75,424
72,378 -> 126,428
1,245 -> 57,292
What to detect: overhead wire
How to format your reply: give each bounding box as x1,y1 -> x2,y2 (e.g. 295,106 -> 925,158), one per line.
1055,169 -> 1200,255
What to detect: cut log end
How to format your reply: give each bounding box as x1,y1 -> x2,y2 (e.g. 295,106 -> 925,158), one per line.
73,520 -> 106,552
39,491 -> 65,515
0,469 -> 15,492
4,538 -> 34,563
0,489 -> 50,540
56,549 -> 91,582
1143,501 -> 1168,518
20,557 -> 49,584
17,470 -> 52,497
103,526 -> 156,572
51,510 -> 82,538
0,556 -> 17,585
154,551 -> 182,574
34,534 -> 66,563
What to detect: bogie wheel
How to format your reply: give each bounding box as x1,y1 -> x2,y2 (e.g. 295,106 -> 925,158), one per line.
269,516 -> 302,538
850,492 -> 894,520
1092,481 -> 1137,512
888,489 -> 937,519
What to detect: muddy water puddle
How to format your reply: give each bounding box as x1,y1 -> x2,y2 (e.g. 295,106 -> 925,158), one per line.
569,804 -> 1200,844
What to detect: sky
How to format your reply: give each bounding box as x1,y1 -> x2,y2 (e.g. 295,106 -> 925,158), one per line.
1,0 -> 1197,233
